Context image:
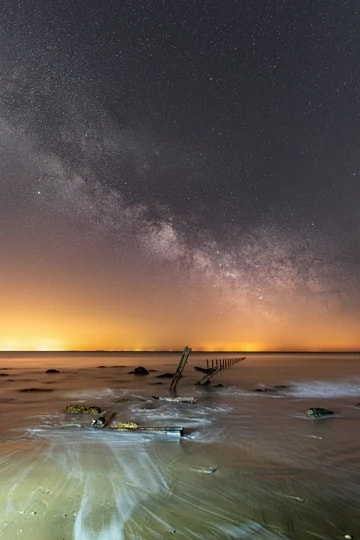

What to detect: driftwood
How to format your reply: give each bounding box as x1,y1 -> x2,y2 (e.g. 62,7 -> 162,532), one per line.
112,424 -> 184,436
152,395 -> 196,404
195,366 -> 220,385
91,418 -> 184,436
194,366 -> 215,374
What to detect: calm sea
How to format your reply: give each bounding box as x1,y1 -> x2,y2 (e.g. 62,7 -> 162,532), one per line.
0,351 -> 359,539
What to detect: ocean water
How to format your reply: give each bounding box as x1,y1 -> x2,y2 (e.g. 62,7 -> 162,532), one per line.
0,351 -> 359,540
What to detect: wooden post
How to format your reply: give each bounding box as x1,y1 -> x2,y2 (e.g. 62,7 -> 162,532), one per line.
170,346 -> 192,394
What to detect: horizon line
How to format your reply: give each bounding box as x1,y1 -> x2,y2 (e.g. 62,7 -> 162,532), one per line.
1,349 -> 359,354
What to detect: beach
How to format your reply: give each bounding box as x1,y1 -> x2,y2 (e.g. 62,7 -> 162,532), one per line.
0,352 -> 360,539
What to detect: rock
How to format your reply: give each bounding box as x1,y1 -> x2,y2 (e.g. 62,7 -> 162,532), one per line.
306,407 -> 334,419
65,404 -> 102,414
112,421 -> 139,431
129,366 -> 149,375
156,372 -> 174,378
45,369 -> 60,373
87,406 -> 102,414
65,404 -> 87,414
201,466 -> 218,474
91,417 -> 106,428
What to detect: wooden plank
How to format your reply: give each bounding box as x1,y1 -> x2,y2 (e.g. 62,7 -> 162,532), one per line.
195,366 -> 220,385
152,396 -> 196,403
112,426 -> 184,436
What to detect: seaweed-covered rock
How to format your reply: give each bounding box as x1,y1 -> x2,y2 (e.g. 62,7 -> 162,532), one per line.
65,404 -> 102,414
87,406 -> 102,414
306,407 -> 334,419
112,421 -> 139,431
65,404 -> 87,414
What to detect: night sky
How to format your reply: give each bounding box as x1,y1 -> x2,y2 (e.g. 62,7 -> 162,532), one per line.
1,1 -> 359,351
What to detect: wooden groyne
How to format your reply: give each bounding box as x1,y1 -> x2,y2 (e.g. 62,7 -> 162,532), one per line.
195,356 -> 246,385
170,346 -> 192,393
205,356 -> 245,371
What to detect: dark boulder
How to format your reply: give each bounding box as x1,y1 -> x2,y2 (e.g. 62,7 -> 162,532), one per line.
46,369 -> 60,374
129,366 -> 149,375
91,417 -> 106,428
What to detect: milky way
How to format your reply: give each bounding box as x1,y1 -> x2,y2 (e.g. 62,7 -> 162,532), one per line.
1,1 -> 359,350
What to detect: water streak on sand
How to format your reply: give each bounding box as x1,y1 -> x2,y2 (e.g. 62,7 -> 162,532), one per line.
26,429 -> 170,540
1,352 -> 360,539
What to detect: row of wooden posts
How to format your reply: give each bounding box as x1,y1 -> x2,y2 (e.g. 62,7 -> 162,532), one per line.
205,357 -> 244,371
170,347 -> 246,392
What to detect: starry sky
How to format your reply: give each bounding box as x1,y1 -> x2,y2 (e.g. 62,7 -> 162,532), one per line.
1,0 -> 359,351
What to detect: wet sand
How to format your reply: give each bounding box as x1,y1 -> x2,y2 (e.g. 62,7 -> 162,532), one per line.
1,432 -> 359,540
1,352 -> 360,539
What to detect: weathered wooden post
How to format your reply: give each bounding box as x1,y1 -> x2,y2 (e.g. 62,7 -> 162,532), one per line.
169,346 -> 192,394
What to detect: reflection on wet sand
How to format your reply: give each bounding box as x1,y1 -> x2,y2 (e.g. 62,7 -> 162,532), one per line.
1,352 -> 360,539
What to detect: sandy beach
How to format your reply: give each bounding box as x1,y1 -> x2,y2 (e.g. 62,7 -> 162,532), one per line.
1,352 -> 360,539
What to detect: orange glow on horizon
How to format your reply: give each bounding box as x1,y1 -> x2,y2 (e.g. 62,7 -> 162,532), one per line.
1,291 -> 360,353
0,335 -> 359,353
0,338 -> 66,352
